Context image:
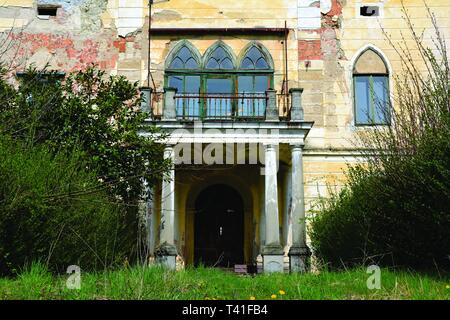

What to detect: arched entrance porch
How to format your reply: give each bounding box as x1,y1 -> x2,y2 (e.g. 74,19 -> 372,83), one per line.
183,169 -> 258,266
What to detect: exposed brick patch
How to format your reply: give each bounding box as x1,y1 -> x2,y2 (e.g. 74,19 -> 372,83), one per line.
328,0 -> 343,16
113,38 -> 127,53
298,40 -> 322,60
9,32 -> 120,72
322,0 -> 343,28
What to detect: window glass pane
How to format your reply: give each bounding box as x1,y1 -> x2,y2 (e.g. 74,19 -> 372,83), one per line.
206,45 -> 234,70
168,75 -> 183,92
170,57 -> 184,69
255,76 -> 269,92
221,58 -> 233,69
247,47 -> 262,62
185,76 -> 200,93
206,78 -> 232,117
240,46 -> 270,70
237,76 -> 268,118
178,47 -> 191,62
240,57 -> 254,69
355,76 -> 371,124
255,57 -> 269,69
206,58 -> 220,69
169,75 -> 184,117
213,47 -> 226,60
169,45 -> 198,69
184,76 -> 201,118
185,58 -> 198,69
237,76 -> 253,117
207,78 -> 232,94
372,76 -> 389,124
238,76 -> 253,92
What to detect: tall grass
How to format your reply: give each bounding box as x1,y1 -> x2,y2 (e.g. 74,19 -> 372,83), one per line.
0,263 -> 448,300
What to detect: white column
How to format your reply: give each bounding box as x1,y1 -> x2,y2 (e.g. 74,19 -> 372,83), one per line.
146,183 -> 156,257
288,144 -> 310,272
262,144 -> 284,273
156,145 -> 177,269
264,144 -> 281,245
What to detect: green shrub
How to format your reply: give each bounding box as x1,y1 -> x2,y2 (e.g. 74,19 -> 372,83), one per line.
0,65 -> 169,275
311,133 -> 450,269
0,136 -> 134,275
0,66 -> 169,203
310,7 -> 450,271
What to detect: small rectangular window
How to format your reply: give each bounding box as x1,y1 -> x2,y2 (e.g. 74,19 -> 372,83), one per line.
37,6 -> 58,17
360,6 -> 380,17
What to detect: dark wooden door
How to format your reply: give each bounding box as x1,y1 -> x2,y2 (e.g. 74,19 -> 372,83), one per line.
194,184 -> 244,267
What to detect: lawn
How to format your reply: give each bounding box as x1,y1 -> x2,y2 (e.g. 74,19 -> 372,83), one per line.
0,263 -> 448,300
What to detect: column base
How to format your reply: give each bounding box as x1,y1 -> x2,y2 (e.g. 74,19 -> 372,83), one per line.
262,244 -> 284,273
155,242 -> 178,270
288,246 -> 311,273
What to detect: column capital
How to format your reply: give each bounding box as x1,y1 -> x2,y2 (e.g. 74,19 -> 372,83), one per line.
263,143 -> 279,150
139,86 -> 153,92
164,144 -> 175,151
163,87 -> 178,93
289,88 -> 304,94
163,145 -> 175,160
289,143 -> 304,151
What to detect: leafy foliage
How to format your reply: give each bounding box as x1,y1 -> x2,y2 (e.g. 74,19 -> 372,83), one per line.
0,65 -> 168,275
0,66 -> 168,202
0,136 -> 131,275
310,7 -> 450,271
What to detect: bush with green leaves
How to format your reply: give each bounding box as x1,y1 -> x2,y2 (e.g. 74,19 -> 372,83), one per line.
0,66 -> 168,203
0,65 -> 169,275
0,136 -> 133,275
310,8 -> 450,271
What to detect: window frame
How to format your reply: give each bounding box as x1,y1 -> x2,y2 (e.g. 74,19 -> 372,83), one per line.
353,73 -> 391,126
165,42 -> 274,120
165,71 -> 274,120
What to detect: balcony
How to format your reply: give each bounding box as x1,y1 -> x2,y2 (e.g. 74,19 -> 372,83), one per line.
140,87 -> 305,122
174,93 -> 266,120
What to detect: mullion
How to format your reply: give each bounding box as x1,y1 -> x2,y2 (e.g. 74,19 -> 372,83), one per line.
166,72 -> 273,120
369,75 -> 375,124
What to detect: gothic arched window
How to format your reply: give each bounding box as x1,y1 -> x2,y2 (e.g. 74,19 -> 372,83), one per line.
353,48 -> 391,125
165,41 -> 274,119
240,45 -> 271,70
205,45 -> 235,70
168,45 -> 200,70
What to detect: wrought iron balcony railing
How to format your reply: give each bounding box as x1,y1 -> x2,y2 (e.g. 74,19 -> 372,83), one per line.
141,87 -> 304,122
174,93 -> 266,121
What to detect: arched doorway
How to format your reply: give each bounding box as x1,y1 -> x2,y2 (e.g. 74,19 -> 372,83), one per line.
194,184 -> 244,267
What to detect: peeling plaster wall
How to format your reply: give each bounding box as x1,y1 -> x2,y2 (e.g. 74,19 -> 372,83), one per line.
297,0 -> 450,211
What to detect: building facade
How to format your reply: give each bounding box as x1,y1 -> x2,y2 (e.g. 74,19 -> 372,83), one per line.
1,0 -> 449,272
